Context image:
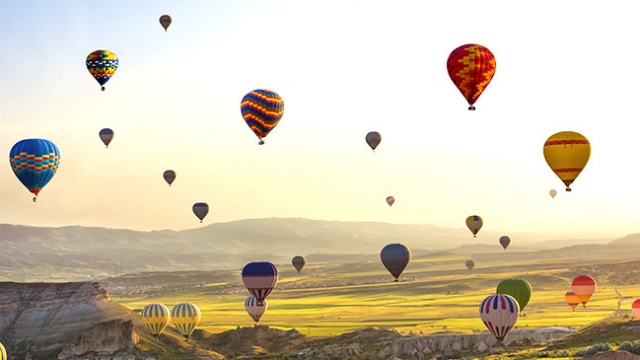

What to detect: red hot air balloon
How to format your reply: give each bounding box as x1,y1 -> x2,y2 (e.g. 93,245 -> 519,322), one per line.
571,275 -> 596,307
447,44 -> 496,110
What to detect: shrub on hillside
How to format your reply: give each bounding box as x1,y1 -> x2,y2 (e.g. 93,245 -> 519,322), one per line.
618,340 -> 640,355
574,343 -> 611,357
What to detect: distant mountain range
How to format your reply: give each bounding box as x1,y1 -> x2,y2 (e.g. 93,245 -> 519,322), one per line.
0,218 -> 634,282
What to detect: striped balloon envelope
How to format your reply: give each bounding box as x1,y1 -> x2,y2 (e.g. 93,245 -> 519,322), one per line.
543,131 -> 590,192
565,290 -> 580,311
242,262 -> 278,304
479,294 -> 519,343
141,303 -> 170,339
291,255 -> 306,273
9,138 -> 60,202
245,295 -> 268,323
571,275 -> 596,307
447,44 -> 496,110
171,303 -> 201,341
240,89 -> 284,145
632,299 -> 640,319
86,50 -> 118,91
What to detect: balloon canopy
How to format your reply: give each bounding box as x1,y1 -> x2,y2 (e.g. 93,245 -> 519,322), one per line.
10,138 -> 60,202
242,261 -> 278,304
496,278 -> 532,311
86,50 -> 118,91
447,44 -> 496,110
479,294 -> 519,343
141,303 -> 171,339
241,90 -> 284,145
292,255 -> 306,273
159,15 -> 172,31
171,303 -> 201,341
380,243 -> 411,281
543,131 -> 591,192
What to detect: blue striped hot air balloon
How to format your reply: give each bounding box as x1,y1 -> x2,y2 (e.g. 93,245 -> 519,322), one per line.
9,138 -> 60,202
240,90 -> 284,145
171,303 -> 201,341
242,262 -> 278,304
141,303 -> 170,339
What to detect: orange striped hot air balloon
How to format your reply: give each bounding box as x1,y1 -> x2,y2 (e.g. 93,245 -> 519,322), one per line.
632,299 -> 640,319
543,131 -> 591,192
565,290 -> 580,311
447,44 -> 496,110
571,275 -> 596,307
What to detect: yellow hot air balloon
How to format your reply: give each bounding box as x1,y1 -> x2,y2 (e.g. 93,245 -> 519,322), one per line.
466,215 -> 483,238
141,303 -> 171,340
543,131 -> 590,192
171,302 -> 201,341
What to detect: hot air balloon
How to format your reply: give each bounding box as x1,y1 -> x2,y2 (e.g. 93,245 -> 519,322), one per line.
159,15 -> 172,31
171,303 -> 201,341
245,295 -> 267,324
242,262 -> 278,304
99,128 -> 114,148
0,342 -> 6,360
549,189 -> 557,199
386,196 -> 395,207
565,290 -> 580,311
86,50 -> 118,91
10,138 -> 60,202
465,259 -> 475,271
631,299 -> 640,319
366,131 -> 381,151
192,202 -> 209,223
466,215 -> 483,238
241,89 -> 284,145
479,294 -> 519,343
447,44 -> 496,110
499,236 -> 511,250
496,278 -> 532,311
380,243 -> 411,281
141,303 -> 170,339
571,275 -> 596,307
292,255 -> 306,273
543,131 -> 590,192
163,170 -> 176,186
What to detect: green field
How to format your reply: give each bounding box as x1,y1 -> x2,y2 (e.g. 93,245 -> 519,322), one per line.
111,253 -> 640,339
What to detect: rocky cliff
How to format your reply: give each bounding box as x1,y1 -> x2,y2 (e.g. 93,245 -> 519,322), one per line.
0,282 -> 139,359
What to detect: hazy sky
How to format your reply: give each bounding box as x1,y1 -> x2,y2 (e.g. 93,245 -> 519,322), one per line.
0,1 -> 638,238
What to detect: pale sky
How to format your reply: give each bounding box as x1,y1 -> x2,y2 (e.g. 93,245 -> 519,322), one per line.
0,1 -> 638,239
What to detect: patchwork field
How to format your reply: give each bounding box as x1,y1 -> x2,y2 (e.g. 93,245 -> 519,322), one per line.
109,251 -> 640,339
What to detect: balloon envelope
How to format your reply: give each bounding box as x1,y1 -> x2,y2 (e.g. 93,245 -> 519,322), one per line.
465,259 -> 475,271
496,278 -> 532,311
386,196 -> 395,207
86,50 -> 118,90
163,170 -> 176,186
447,44 -> 496,110
99,128 -> 114,148
242,262 -> 278,304
571,275 -> 596,307
366,131 -> 382,151
0,342 -> 6,360
479,294 -> 519,343
565,290 -> 580,310
245,295 -> 268,323
380,243 -> 411,281
159,15 -> 172,31
241,90 -> 284,144
192,202 -> 209,222
549,189 -> 557,198
171,303 -> 201,340
543,131 -> 590,192
466,215 -> 483,237
141,303 -> 170,338
292,255 -> 306,273
632,299 -> 640,319
499,236 -> 511,250
10,138 -> 60,200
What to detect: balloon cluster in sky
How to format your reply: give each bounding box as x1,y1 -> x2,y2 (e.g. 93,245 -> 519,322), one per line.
6,14 -> 604,348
